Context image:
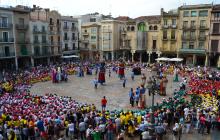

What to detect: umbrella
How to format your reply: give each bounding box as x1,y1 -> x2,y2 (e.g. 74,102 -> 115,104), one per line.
169,58 -> 183,62
155,57 -> 170,61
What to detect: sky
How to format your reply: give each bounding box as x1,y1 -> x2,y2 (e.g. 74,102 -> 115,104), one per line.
0,0 -> 219,18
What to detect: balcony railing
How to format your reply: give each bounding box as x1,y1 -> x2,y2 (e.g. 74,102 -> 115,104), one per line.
71,27 -> 77,31
63,26 -> 69,30
162,25 -> 169,29
17,39 -> 30,44
49,42 -> 62,46
16,24 -> 29,30
81,39 -> 89,43
33,29 -> 47,34
18,48 -> 32,56
162,37 -> 168,41
0,38 -> 14,43
63,37 -> 69,41
182,35 -> 196,41
0,52 -> 15,57
171,37 -> 177,41
198,35 -> 206,40
0,23 -> 13,29
200,25 -> 208,30
34,51 -> 51,57
33,40 -> 40,44
212,31 -> 220,35
82,32 -> 89,36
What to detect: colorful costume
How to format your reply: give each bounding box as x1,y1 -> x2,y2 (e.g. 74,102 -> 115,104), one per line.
98,62 -> 105,84
118,62 -> 125,79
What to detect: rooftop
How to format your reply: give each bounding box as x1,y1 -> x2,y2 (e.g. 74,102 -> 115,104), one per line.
179,4 -> 212,10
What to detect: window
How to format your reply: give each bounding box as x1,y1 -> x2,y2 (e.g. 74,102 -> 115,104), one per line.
131,26 -> 135,31
65,43 -> 68,51
163,19 -> 168,25
199,10 -> 208,17
42,35 -> 46,43
72,33 -> 75,40
42,26 -> 45,32
191,21 -> 196,27
171,30 -> 175,39
154,26 -> 157,30
64,33 -> 68,40
33,25 -> 38,31
191,11 -> 197,17
2,32 -> 8,42
214,12 -> 220,18
149,26 -> 153,30
190,31 -> 195,38
199,42 -> 205,49
127,26 -> 130,31
34,46 -> 40,56
200,20 -> 206,27
50,18 -> 53,24
18,32 -> 25,42
183,31 -> 187,37
163,30 -> 167,39
213,23 -> 220,34
211,40 -> 219,52
91,36 -> 96,40
34,35 -> 38,43
57,19 -> 60,24
138,22 -> 146,31
172,19 -> 176,25
152,40 -> 156,50
183,21 -> 188,28
72,23 -> 75,28
18,18 -> 24,26
183,11 -> 189,17
4,46 -> 9,56
182,42 -> 187,49
20,45 -> 27,55
91,27 -> 97,34
72,43 -> 75,50
90,18 -> 96,22
50,36 -> 53,43
189,42 -> 194,49
50,26 -> 53,31
2,17 -> 8,27
199,31 -> 205,37
64,22 -> 68,28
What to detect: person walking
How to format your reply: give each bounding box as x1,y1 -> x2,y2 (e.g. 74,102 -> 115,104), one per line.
129,88 -> 134,107
122,77 -> 127,88
101,96 -> 107,112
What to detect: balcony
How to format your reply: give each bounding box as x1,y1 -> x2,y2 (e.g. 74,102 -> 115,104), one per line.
171,24 -> 177,29
199,25 -> 208,30
49,42 -> 62,46
179,47 -> 206,54
49,22 -> 54,26
16,24 -> 29,30
33,40 -> 40,45
71,27 -> 77,31
80,46 -> 89,51
17,39 -> 30,44
18,47 -> 31,56
0,23 -> 13,29
0,52 -> 15,58
182,25 -> 196,30
198,35 -> 206,41
190,25 -> 196,30
212,31 -> 220,35
0,38 -> 14,43
63,26 -> 69,30
162,37 -> 168,41
170,37 -> 177,41
82,32 -> 89,36
162,25 -> 169,29
63,37 -> 69,41
182,25 -> 188,30
81,39 -> 89,44
41,41 -> 50,46
34,51 -> 51,57
33,29 -> 47,34
181,35 -> 196,41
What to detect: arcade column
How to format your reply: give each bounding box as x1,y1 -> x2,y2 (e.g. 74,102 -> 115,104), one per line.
131,50 -> 136,62
193,54 -> 197,66
205,54 -> 209,67
147,51 -> 152,63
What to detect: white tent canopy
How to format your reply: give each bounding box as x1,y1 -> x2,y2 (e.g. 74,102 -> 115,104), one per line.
155,57 -> 170,61
169,58 -> 183,62
61,55 -> 79,59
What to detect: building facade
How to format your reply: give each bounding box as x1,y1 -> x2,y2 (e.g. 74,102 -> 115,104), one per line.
61,16 -> 79,57
160,9 -> 179,59
210,5 -> 220,67
0,7 -> 15,70
30,7 -> 50,66
178,4 -> 212,66
48,10 -> 62,63
80,23 -> 101,60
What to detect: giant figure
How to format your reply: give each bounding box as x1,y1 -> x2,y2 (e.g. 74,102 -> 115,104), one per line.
98,62 -> 106,84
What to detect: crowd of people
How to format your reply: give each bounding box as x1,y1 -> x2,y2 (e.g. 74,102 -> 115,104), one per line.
0,62 -> 220,140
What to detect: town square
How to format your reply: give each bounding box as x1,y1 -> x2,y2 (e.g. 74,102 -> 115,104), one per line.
0,0 -> 220,140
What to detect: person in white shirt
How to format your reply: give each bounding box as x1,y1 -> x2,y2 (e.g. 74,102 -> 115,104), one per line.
68,121 -> 74,139
142,130 -> 151,140
86,125 -> 93,140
